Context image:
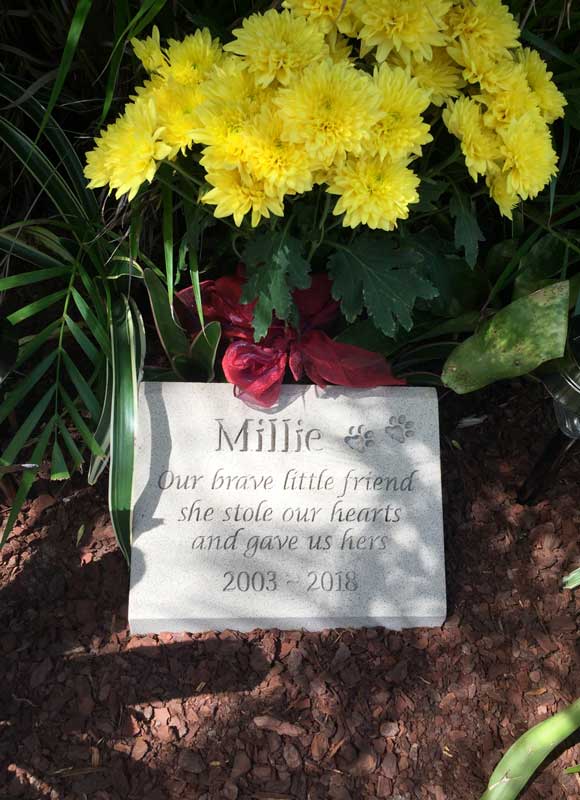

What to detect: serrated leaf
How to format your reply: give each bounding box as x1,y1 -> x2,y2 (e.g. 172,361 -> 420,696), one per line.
442,282 -> 569,394
241,232 -> 311,341
449,191 -> 484,268
327,234 -> 437,337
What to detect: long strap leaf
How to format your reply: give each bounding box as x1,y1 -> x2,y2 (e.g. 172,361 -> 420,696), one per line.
480,698 -> 580,800
38,0 -> 94,138
108,295 -> 140,563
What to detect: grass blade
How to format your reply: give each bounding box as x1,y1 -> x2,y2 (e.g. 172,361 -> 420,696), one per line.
143,267 -> 190,378
162,183 -> 174,304
38,0 -> 94,138
60,386 -> 104,458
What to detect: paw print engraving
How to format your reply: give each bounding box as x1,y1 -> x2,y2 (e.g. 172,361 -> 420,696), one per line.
385,415 -> 415,444
344,425 -> 375,452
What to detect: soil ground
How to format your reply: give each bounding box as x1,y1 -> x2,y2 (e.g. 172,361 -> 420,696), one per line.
1,382 -> 580,800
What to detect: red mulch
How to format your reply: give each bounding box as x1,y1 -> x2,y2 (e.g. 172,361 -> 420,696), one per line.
1,382 -> 580,800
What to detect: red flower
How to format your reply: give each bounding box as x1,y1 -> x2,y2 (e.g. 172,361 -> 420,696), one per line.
177,272 -> 404,406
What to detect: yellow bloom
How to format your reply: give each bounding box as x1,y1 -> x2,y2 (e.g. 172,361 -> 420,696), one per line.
140,76 -> 207,157
224,9 -> 328,87
447,0 -> 520,60
480,63 -> 539,128
244,108 -> 315,195
518,48 -> 567,124
353,0 -> 451,64
366,64 -> 432,160
327,153 -> 420,230
499,112 -> 558,200
131,26 -> 166,73
443,96 -> 501,180
274,60 -> 383,168
407,47 -> 464,106
282,0 -> 359,36
161,28 -> 222,87
486,171 -> 519,219
202,168 -> 284,227
326,30 -> 354,64
193,60 -> 265,169
84,100 -> 171,200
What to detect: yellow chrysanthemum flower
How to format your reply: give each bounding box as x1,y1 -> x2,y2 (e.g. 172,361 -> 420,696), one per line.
486,171 -> 519,219
407,47 -> 464,106
517,48 -> 567,124
224,9 -> 328,87
326,31 -> 354,64
327,153 -> 420,230
193,60 -> 266,170
202,168 -> 284,227
282,0 -> 359,36
353,0 -> 451,64
447,0 -> 520,60
244,108 -> 315,196
136,76 -> 206,158
443,96 -> 501,180
131,26 -> 166,73
274,60 -> 383,168
84,100 -> 171,200
480,64 -> 539,128
160,28 -> 223,87
498,113 -> 558,200
366,64 -> 432,160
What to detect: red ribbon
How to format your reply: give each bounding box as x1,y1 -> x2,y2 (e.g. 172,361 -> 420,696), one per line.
177,272 -> 405,406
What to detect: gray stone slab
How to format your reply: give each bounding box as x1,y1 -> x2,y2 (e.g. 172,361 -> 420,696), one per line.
129,383 -> 446,632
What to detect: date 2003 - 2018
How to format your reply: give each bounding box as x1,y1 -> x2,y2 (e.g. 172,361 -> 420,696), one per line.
222,571 -> 359,592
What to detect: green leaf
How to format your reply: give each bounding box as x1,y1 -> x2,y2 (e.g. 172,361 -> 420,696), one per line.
38,0 -> 94,137
88,361 -> 112,485
15,320 -> 60,369
328,234 -> 437,337
109,295 -> 138,563
144,268 -> 191,378
0,350 -> 57,426
449,191 -> 484,268
72,289 -> 110,355
480,698 -> 580,800
513,235 -> 572,299
0,266 -> 70,291
61,350 -> 100,420
563,567 -> 580,590
57,417 -> 84,472
442,282 -> 570,394
0,386 -> 56,466
7,289 -> 68,325
0,320 -> 18,385
241,231 -> 311,341
564,765 -> 580,775
60,386 -> 104,458
64,315 -> 100,363
50,439 -> 70,481
189,321 -> 222,382
162,183 -> 174,303
0,418 -> 54,545
412,229 -> 488,316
